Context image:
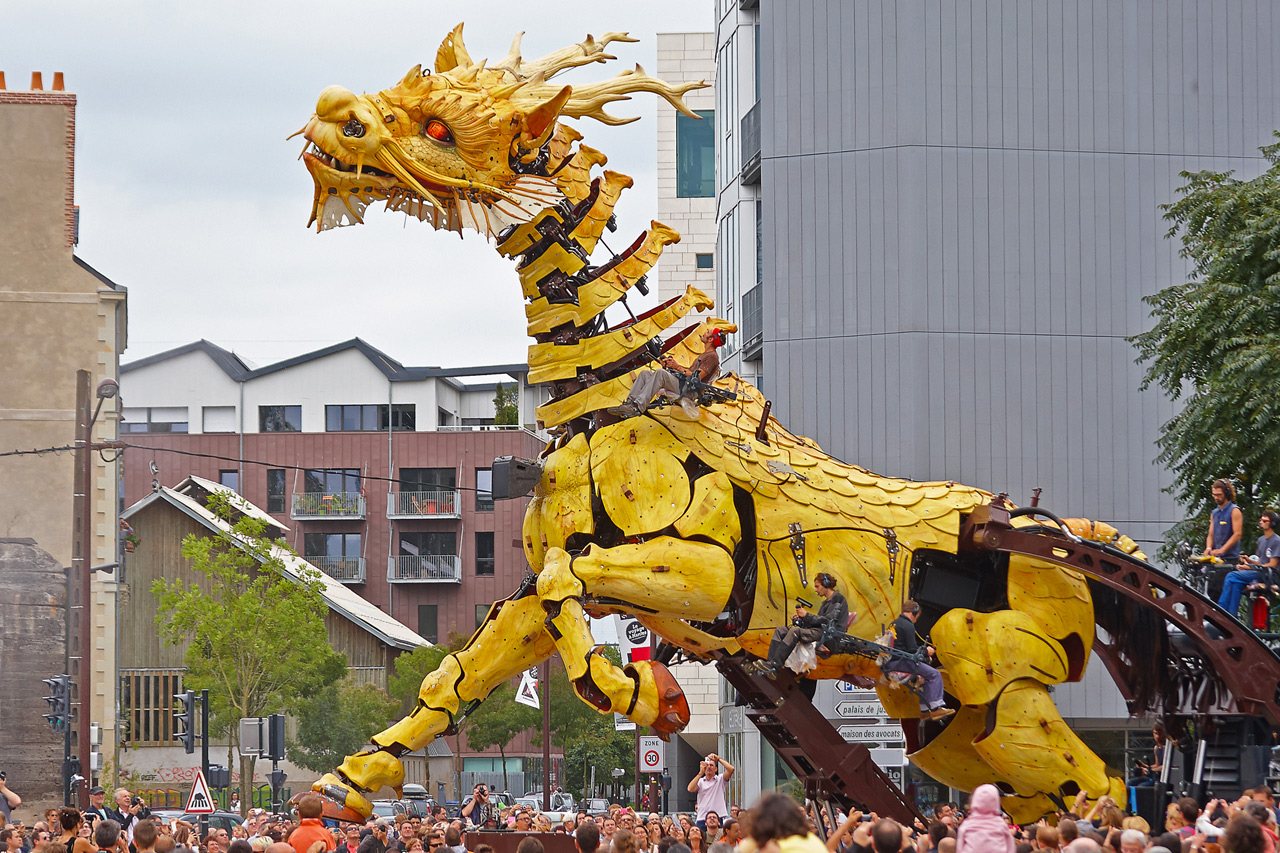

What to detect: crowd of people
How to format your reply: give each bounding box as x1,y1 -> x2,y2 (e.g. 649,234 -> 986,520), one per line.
3,781 -> 1280,853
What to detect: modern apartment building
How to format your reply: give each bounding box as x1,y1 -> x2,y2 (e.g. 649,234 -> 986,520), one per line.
0,72 -> 129,802
118,339 -> 556,779
713,0 -> 1280,807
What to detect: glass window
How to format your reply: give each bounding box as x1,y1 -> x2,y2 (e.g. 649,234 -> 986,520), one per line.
266,469 -> 286,513
304,532 -> 360,557
121,407 -> 189,434
218,470 -> 239,493
325,404 -> 407,431
475,468 -> 493,511
400,468 -> 456,491
476,604 -> 490,628
417,605 -> 438,644
677,110 -> 715,197
303,468 -> 360,494
259,405 -> 301,432
400,531 -> 457,557
475,531 -> 495,576
696,253 -> 714,270
382,404 -> 416,431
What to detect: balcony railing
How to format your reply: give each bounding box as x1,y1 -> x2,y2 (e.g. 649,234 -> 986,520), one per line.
742,284 -> 763,361
307,556 -> 366,584
291,492 -> 366,520
741,101 -> 761,185
387,489 -> 461,519
389,555 -> 462,583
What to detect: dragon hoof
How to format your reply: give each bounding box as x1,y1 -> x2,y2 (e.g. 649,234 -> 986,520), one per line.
304,773 -> 372,822
647,662 -> 690,736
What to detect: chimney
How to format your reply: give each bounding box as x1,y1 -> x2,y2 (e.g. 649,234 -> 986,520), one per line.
31,71 -> 43,90
53,72 -> 64,91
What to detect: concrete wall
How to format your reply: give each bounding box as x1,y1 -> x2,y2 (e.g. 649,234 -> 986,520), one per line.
0,79 -> 128,802
755,0 -> 1280,553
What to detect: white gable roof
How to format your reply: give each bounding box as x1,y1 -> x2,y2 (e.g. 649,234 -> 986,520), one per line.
123,484 -> 427,652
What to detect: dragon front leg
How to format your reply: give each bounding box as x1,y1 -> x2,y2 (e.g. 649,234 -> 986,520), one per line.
536,540 -> 737,736
310,585 -> 556,820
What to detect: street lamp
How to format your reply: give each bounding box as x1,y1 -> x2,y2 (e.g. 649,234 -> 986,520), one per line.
70,372 -> 119,804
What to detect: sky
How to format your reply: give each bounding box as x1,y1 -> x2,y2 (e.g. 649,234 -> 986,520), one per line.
6,1 -> 715,369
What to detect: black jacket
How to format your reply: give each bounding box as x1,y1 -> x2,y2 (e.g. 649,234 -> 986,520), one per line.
796,591 -> 850,633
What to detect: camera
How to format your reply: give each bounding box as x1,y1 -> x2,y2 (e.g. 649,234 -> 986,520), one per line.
132,796 -> 143,807
0,770 -> 6,781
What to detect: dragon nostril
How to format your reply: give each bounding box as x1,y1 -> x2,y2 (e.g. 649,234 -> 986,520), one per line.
342,118 -> 366,138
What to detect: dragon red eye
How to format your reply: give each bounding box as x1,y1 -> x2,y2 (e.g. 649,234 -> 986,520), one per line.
425,119 -> 453,144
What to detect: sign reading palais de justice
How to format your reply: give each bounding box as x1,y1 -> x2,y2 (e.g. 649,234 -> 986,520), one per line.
817,683 -> 906,749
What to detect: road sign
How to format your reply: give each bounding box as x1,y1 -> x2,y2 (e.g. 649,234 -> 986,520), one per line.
515,671 -> 540,709
837,724 -> 906,746
186,769 -> 215,814
834,681 -> 877,696
614,712 -> 636,732
834,700 -> 887,718
639,736 -> 664,772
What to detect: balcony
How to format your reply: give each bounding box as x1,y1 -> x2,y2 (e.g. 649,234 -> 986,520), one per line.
387,489 -> 462,519
291,492 -> 366,520
742,284 -> 763,361
740,101 -> 761,185
389,555 -> 462,583
307,556 -> 366,584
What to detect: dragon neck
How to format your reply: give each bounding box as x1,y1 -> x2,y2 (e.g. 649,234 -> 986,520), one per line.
495,123 -> 726,432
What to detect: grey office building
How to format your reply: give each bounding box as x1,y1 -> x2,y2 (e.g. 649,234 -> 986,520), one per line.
717,0 -> 1280,553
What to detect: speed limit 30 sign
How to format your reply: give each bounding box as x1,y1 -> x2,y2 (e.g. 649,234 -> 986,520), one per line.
639,735 -> 664,772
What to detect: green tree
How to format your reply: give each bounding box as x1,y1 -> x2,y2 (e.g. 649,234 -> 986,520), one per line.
463,680 -> 539,791
1131,136 -> 1280,558
388,644 -> 452,713
533,652 -> 636,798
290,679 -> 401,774
494,383 -> 519,426
152,492 -> 346,814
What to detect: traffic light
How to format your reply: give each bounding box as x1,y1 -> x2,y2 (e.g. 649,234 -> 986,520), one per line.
173,689 -> 196,754
42,674 -> 72,732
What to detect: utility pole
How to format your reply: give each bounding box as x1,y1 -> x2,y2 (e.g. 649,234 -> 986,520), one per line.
541,660 -> 550,812
71,371 -> 91,802
201,689 -> 210,837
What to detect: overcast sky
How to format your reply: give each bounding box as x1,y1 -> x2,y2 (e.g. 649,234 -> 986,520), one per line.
6,1 -> 715,369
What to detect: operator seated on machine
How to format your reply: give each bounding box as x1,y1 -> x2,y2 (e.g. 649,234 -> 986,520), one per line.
610,328 -> 724,419
763,572 -> 850,673
883,600 -> 954,721
1217,509 -> 1280,617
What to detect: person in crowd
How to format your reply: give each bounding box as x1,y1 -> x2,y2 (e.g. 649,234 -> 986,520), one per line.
108,791 -> 149,848
687,828 -> 705,853
743,793 -> 827,853
688,755 -> 735,832
644,825 -> 661,853
462,787 -> 496,830
719,822 -> 740,850
703,815 -> 722,845
601,818 -> 617,850
708,845 -> 733,853
1033,826 -> 1059,852
881,601 -> 952,721
576,824 -> 601,853
1126,722 -> 1168,787
954,786 -> 1013,853
134,821 -> 158,853
57,808 -> 94,853
289,797 -> 334,853
0,778 -> 19,826
229,841 -> 253,853
355,822 -> 389,853
1218,510 -> 1280,615
441,828 -> 463,853
668,827 -> 686,846
84,790 -> 110,825
1224,814 -> 1267,853
612,832 -> 638,853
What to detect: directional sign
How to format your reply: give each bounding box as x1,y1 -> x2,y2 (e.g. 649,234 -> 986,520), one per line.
835,681 -> 878,696
837,724 -> 906,745
614,712 -> 636,732
834,700 -> 887,718
639,736 -> 664,772
515,671 -> 540,709
186,769 -> 215,814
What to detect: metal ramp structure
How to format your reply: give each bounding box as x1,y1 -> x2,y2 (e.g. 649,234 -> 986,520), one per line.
663,496 -> 1280,824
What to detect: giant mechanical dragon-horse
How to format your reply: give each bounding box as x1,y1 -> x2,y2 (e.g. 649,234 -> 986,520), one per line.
293,26 -> 1280,823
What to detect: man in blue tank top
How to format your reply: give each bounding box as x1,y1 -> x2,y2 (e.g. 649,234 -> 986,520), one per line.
1205,479 -> 1244,600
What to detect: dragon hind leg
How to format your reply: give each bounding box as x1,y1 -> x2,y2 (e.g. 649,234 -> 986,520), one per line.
310,586 -> 556,819
537,541 -> 736,735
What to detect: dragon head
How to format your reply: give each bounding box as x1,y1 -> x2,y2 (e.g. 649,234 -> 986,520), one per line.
296,25 -> 706,239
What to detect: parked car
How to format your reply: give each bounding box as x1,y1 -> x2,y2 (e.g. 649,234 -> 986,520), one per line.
401,784 -> 435,818
370,799 -> 407,820
584,798 -> 609,814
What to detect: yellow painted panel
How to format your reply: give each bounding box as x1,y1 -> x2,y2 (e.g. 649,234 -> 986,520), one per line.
973,680 -> 1119,798
674,471 -> 742,552
931,609 -> 1070,707
495,205 -> 563,258
571,539 -> 733,621
570,170 -> 633,254
1007,554 -> 1095,659
517,241 -> 586,300
909,705 -> 1016,792
527,286 -> 714,382
554,144 -> 607,205
636,614 -> 742,655
590,418 -> 691,537
522,432 -> 593,570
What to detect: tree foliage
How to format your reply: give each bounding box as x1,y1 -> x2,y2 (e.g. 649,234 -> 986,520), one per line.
290,679 -> 401,774
1131,137 -> 1280,557
494,383 -> 519,426
532,651 -> 636,796
151,492 -> 346,812
464,680 -> 539,791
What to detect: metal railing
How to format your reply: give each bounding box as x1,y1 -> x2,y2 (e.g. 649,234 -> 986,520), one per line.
387,489 -> 461,518
741,101 -> 761,184
291,491 -> 366,519
742,284 -> 763,360
390,554 -> 462,582
307,556 -> 366,583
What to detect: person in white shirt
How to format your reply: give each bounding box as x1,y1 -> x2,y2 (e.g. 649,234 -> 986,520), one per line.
687,755 -> 734,831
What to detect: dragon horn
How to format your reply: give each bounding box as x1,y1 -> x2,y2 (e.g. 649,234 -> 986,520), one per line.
436,23 -> 472,74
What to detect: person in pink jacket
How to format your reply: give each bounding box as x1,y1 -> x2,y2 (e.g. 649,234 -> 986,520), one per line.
955,785 -> 1015,853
